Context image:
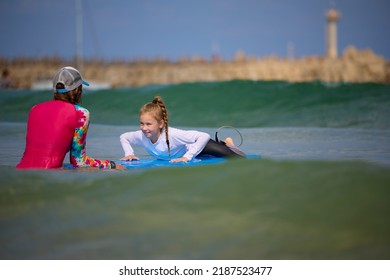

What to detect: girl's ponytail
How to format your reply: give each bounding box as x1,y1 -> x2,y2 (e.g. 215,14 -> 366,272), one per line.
152,96 -> 170,156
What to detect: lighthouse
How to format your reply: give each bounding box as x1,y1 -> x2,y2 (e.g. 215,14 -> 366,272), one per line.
326,8 -> 341,58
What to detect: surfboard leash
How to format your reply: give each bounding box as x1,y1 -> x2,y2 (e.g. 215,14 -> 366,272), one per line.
215,125 -> 243,147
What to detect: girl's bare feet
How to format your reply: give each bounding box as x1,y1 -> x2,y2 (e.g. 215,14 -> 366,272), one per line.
224,137 -> 234,147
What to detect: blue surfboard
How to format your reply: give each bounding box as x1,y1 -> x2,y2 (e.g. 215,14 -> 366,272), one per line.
63,155 -> 260,170
118,156 -> 226,169
118,154 -> 260,169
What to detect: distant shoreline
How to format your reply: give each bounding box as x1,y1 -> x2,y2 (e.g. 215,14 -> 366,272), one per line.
1,46 -> 389,89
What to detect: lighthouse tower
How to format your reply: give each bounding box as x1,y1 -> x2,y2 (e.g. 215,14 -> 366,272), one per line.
326,8 -> 341,58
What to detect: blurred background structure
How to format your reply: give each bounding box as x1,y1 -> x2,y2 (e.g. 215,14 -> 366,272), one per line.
0,0 -> 389,89
326,8 -> 341,58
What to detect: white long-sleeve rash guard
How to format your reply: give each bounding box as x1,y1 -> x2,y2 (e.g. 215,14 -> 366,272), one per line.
120,127 -> 211,161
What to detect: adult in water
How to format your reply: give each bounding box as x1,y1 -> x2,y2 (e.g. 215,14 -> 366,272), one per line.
17,66 -> 125,170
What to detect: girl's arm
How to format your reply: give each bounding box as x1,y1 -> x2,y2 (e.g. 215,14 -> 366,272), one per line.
70,106 -> 116,169
171,128 -> 210,161
119,131 -> 140,161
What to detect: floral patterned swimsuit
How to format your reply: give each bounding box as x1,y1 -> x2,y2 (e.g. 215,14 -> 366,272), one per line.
70,105 -> 112,168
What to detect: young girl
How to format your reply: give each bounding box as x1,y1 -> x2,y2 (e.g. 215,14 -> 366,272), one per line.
120,96 -> 245,163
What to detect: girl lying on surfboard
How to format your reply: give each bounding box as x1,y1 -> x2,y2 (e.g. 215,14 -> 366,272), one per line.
120,96 -> 245,163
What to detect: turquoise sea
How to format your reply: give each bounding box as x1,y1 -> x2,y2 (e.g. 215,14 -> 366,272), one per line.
0,80 -> 389,259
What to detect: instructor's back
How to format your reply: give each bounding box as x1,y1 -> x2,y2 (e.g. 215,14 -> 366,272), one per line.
17,66 -> 123,170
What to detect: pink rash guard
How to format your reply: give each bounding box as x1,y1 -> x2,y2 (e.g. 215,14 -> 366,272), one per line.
17,100 -> 112,169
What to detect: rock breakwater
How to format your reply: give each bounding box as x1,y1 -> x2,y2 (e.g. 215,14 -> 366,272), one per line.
1,46 -> 389,89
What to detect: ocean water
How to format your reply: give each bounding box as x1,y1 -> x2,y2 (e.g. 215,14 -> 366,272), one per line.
0,80 -> 389,259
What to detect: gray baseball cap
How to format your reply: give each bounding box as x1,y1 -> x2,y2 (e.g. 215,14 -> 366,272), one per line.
53,66 -> 89,93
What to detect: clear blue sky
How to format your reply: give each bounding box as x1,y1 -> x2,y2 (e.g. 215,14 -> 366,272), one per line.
1,0 -> 389,61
